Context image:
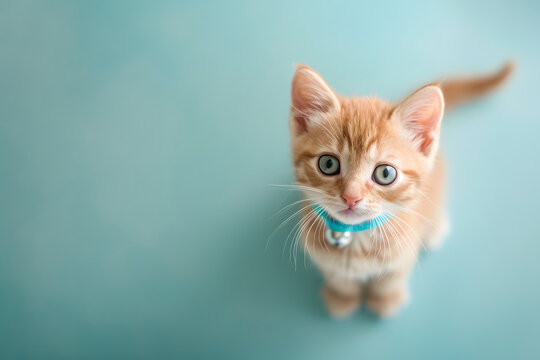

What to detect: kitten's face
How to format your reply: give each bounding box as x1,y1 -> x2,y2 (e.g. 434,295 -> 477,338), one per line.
290,66 -> 444,225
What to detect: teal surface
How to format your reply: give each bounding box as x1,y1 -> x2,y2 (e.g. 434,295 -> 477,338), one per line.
1,1 -> 539,359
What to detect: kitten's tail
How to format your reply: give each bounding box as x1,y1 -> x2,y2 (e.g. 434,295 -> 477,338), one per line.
436,61 -> 515,110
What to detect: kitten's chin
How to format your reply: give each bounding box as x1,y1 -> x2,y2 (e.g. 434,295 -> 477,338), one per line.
327,208 -> 380,225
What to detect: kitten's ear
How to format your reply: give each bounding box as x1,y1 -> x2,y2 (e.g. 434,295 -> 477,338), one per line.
393,85 -> 445,156
290,65 -> 340,135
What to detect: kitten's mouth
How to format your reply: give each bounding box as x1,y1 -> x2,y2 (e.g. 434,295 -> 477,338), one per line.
338,208 -> 371,217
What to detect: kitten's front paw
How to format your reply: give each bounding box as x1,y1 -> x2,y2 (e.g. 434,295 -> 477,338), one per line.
321,286 -> 361,318
366,288 -> 409,317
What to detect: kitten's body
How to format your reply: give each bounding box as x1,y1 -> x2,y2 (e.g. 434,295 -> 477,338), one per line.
288,63 -> 512,317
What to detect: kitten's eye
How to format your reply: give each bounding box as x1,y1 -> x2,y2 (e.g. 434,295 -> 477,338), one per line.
372,164 -> 397,185
318,155 -> 340,176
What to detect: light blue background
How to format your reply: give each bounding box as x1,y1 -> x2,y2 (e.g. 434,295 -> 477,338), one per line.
1,1 -> 539,359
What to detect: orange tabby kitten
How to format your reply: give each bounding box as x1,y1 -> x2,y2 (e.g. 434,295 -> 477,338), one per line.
288,62 -> 513,317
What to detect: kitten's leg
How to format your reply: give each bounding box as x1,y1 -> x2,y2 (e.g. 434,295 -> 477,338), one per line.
418,156 -> 449,251
422,212 -> 450,250
366,270 -> 410,317
321,275 -> 362,318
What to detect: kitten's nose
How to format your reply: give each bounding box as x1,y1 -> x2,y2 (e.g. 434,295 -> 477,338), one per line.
341,194 -> 361,208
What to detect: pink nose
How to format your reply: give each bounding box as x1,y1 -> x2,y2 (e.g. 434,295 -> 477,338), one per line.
341,194 -> 361,208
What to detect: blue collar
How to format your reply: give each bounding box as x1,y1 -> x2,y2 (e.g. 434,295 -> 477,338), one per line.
313,205 -> 390,233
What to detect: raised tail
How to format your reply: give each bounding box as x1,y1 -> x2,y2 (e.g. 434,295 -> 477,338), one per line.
436,61 -> 515,110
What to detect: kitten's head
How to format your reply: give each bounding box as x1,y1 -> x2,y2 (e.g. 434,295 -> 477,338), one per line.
289,65 -> 444,225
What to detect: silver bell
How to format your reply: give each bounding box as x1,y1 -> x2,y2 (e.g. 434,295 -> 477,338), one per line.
325,228 -> 352,248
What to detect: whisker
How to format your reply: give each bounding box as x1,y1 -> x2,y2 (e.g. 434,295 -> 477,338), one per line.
291,210 -> 318,269
301,210 -> 322,269
284,209 -> 313,257
268,202 -> 318,253
271,197 -> 321,218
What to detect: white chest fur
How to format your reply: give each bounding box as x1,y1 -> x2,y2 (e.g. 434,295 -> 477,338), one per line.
310,230 -> 400,282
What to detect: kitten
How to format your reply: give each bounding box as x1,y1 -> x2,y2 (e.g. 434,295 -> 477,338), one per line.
288,62 -> 513,317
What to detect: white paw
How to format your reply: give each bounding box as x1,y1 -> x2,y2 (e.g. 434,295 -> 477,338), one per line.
423,215 -> 450,251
